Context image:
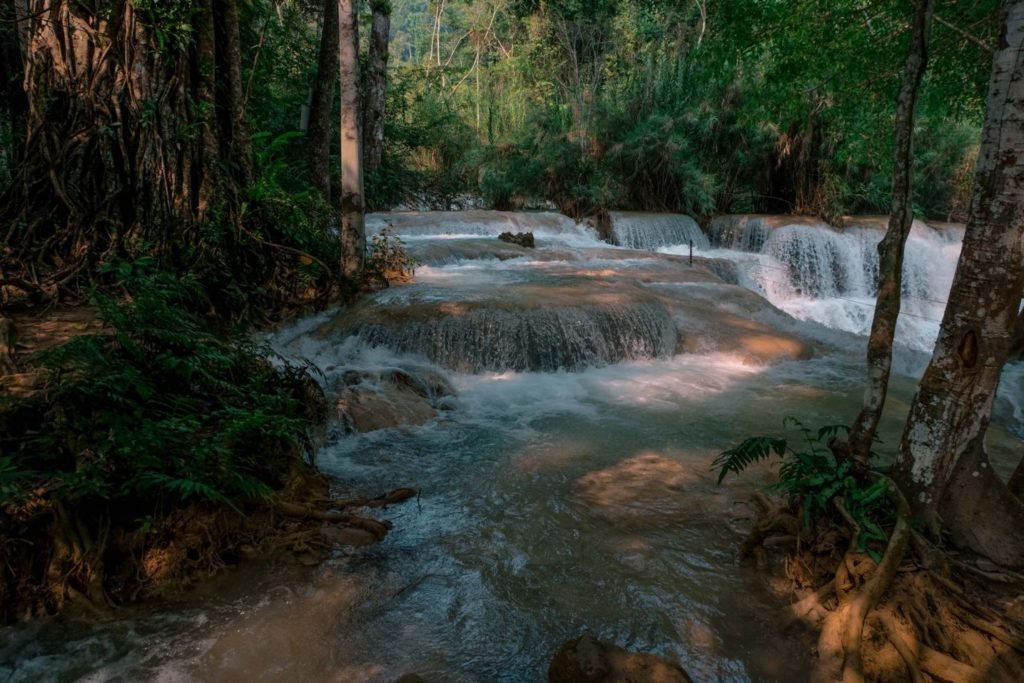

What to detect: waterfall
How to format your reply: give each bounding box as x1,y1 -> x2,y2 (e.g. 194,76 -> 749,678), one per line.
366,210 -> 588,238
717,217 -> 962,352
609,212 -> 709,250
333,300 -> 678,373
707,215 -> 830,251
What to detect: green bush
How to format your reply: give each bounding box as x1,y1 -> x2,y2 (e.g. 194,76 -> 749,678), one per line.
0,260 -> 317,514
714,418 -> 893,560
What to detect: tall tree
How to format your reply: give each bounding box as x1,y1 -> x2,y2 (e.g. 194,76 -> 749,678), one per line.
892,0 -> 1024,565
308,0 -> 340,202
364,0 -> 391,174
339,0 -> 365,278
848,0 -> 935,459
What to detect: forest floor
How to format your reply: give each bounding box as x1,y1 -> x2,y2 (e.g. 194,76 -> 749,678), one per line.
0,305 -> 410,623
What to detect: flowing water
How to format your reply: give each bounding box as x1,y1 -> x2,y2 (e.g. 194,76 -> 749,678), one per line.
3,212 -> 1022,683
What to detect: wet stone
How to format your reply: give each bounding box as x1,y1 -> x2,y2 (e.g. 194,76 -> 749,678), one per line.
549,634 -> 693,683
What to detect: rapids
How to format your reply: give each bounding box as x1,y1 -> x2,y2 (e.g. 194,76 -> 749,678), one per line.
2,211 -> 1021,682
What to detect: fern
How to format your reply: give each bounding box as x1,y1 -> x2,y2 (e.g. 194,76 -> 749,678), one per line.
714,419 -> 892,560
713,436 -> 786,484
2,260 -> 317,519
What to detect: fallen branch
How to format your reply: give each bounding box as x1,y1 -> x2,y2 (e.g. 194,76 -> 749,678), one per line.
327,487 -> 417,509
272,500 -> 391,540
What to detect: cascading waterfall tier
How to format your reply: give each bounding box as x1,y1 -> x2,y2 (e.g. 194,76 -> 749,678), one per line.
367,210 -> 586,237
706,215 -> 964,352
609,212 -> 710,250
707,214 -> 829,252
316,293 -> 678,373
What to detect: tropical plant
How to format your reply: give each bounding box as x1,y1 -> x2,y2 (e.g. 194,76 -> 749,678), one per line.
713,418 -> 892,559
0,259 -> 319,512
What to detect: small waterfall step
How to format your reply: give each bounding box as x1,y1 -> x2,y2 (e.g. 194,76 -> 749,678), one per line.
609,212 -> 710,251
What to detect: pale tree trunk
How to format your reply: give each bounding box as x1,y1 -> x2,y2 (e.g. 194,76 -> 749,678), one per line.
308,0 -> 339,202
848,0 -> 934,459
893,0 -> 1024,565
338,0 -> 365,279
364,0 -> 390,174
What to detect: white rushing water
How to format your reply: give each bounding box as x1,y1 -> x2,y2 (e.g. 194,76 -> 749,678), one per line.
671,215 -> 963,354
3,211 -> 1020,683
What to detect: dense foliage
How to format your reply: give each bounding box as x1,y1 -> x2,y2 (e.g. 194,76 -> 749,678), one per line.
371,0 -> 995,219
0,261 -> 319,513
714,419 -> 893,559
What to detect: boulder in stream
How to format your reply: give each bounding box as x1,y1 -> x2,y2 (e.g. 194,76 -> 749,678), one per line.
333,367 -> 455,434
549,634 -> 693,683
498,231 -> 535,248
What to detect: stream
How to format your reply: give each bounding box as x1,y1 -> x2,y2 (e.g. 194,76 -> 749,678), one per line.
2,211 -> 1021,682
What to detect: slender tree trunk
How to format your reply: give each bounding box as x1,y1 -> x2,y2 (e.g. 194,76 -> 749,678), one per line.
364,1 -> 390,174
308,0 -> 339,202
893,0 -> 1024,563
848,0 -> 934,459
338,0 -> 365,279
0,3 -> 27,173
194,0 -> 221,220
216,0 -> 254,189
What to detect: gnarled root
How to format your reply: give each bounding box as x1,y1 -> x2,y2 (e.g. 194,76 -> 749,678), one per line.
272,500 -> 392,540
812,477 -> 911,683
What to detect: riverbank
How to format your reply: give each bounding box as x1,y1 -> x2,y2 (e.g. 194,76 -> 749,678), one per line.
0,287 -> 407,624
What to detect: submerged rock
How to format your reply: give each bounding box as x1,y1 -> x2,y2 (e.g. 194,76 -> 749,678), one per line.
333,367 -> 455,433
548,634 -> 693,683
498,231 -> 535,248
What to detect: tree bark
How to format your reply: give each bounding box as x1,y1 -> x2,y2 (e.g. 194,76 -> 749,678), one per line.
364,0 -> 391,174
308,0 -> 340,202
848,0 -> 934,459
338,0 -> 365,279
0,0 -> 252,296
215,0 -> 254,190
893,0 -> 1024,563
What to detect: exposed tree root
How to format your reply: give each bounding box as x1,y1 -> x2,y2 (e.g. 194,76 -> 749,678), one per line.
744,476 -> 1024,683
272,500 -> 393,540
813,479 -> 912,683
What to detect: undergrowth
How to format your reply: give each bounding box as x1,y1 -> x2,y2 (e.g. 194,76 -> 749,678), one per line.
714,417 -> 893,560
0,259 -> 325,617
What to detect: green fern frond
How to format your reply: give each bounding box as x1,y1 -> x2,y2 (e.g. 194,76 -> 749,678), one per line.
712,436 -> 787,484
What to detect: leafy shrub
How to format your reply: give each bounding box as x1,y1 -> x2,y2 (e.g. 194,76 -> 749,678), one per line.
1,260 -> 318,513
714,418 -> 892,559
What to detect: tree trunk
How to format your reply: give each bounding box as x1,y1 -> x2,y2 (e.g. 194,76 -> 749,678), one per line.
364,1 -> 390,175
848,0 -> 934,459
893,0 -> 1024,563
215,0 -> 254,190
1010,308 -> 1024,360
338,0 -> 365,279
308,0 -> 340,202
0,0 -> 252,298
0,2 -> 27,176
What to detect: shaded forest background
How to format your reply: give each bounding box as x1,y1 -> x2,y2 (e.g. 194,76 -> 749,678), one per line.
84,0 -> 992,223
1,0 -> 994,233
